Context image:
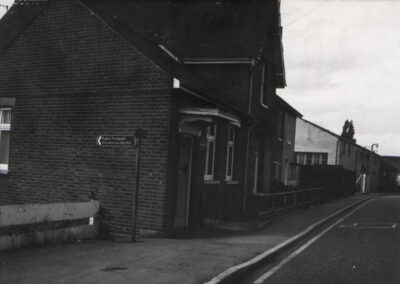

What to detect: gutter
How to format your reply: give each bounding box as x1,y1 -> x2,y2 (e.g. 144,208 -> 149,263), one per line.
335,139 -> 340,165
183,58 -> 254,65
242,67 -> 255,213
259,62 -> 268,110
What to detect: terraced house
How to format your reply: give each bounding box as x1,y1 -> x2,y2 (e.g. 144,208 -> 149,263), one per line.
0,0 -> 288,238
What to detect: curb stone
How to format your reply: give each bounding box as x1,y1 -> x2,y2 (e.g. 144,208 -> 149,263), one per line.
203,196 -> 374,284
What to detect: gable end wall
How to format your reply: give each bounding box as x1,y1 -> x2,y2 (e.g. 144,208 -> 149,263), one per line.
0,0 -> 175,237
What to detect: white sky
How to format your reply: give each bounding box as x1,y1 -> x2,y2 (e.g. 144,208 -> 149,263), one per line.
1,0 -> 399,155
280,0 -> 400,156
0,0 -> 13,17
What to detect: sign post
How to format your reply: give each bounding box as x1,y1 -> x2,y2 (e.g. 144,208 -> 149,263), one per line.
132,128 -> 147,242
96,130 -> 147,242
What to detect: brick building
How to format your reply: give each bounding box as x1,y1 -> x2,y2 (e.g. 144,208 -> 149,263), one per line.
0,0 -> 287,238
271,95 -> 302,188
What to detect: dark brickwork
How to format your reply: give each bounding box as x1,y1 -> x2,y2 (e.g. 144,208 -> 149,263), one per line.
0,0 -> 174,237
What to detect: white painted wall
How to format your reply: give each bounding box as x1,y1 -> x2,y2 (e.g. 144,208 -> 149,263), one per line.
0,201 -> 99,251
295,118 -> 338,165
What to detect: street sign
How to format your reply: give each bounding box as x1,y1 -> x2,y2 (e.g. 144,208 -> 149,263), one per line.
96,135 -> 134,147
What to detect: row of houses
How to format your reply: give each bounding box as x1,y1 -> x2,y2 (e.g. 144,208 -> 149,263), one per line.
295,118 -> 400,194
0,0 -> 399,239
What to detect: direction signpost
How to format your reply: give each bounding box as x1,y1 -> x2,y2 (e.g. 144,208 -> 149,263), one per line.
96,129 -> 147,242
96,135 -> 134,147
132,128 -> 147,242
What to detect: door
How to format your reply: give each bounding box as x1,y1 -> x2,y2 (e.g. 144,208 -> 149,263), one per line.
175,135 -> 193,228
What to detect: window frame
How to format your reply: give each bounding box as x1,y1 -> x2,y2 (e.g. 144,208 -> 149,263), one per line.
225,126 -> 236,181
204,125 -> 217,181
278,111 -> 285,141
0,107 -> 11,173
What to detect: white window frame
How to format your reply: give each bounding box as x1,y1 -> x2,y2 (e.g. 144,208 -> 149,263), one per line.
0,107 -> 11,173
225,127 -> 235,181
204,125 -> 217,181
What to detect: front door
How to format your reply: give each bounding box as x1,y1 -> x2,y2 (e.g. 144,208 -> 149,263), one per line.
175,135 -> 193,228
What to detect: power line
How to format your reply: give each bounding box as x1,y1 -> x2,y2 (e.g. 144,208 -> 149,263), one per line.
283,2 -> 329,28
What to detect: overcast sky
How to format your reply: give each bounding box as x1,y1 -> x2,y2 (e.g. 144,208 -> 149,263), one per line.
280,0 -> 400,156
0,0 -> 12,17
1,0 -> 399,155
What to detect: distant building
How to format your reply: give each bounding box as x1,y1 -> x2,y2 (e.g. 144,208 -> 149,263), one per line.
294,118 -> 379,193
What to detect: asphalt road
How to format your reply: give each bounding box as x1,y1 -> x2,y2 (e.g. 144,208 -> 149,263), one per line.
259,195 -> 400,284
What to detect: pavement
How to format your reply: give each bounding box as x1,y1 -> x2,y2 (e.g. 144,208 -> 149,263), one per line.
0,195 -> 369,284
259,195 -> 400,284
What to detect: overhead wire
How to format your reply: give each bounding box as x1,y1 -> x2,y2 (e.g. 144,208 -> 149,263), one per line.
283,1 -> 329,28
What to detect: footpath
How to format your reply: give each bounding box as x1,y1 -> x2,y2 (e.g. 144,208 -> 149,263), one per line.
0,195 -> 370,284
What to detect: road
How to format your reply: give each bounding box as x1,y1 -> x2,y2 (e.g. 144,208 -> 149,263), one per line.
253,195 -> 400,284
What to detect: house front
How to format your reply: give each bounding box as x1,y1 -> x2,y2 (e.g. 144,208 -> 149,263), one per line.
0,0 -> 287,238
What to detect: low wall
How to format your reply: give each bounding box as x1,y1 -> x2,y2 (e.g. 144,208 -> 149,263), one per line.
0,201 -> 99,251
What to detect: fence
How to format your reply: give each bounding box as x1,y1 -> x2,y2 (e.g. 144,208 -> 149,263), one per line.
299,165 -> 356,198
254,186 -> 325,229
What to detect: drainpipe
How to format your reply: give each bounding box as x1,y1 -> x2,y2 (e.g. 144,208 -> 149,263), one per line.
259,62 -> 268,110
243,64 -> 255,214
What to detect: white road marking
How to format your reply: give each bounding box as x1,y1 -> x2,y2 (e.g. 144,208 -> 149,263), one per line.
253,198 -> 375,284
339,223 -> 397,229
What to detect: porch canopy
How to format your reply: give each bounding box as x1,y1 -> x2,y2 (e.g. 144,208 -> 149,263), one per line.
179,107 -> 241,136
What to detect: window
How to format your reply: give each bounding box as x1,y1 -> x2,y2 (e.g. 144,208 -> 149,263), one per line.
204,125 -> 217,180
0,108 -> 11,173
278,111 -> 285,140
322,153 -> 328,165
272,162 -> 282,181
286,115 -> 292,144
306,153 -> 312,165
296,152 -> 328,166
296,152 -> 306,165
225,127 -> 235,181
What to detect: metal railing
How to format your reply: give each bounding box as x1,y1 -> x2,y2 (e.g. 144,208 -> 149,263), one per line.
254,186 -> 325,226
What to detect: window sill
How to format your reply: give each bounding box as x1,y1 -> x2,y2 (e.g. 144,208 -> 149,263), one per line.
0,169 -> 9,175
226,180 -> 239,185
287,141 -> 292,145
204,180 -> 220,185
278,138 -> 283,142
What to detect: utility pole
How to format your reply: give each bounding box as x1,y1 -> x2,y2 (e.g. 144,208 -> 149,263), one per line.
369,143 -> 379,194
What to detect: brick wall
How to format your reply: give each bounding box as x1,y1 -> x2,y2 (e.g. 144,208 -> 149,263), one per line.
0,0 -> 174,237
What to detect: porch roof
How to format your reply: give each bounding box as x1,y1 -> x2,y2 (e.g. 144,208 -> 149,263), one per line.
179,107 -> 241,128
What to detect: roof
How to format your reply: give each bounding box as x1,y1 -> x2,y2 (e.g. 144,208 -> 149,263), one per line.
82,0 -> 279,59
0,0 -> 252,121
79,0 -> 251,121
0,1 -> 48,55
275,94 -> 302,117
81,0 -> 286,88
0,0 -> 282,121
